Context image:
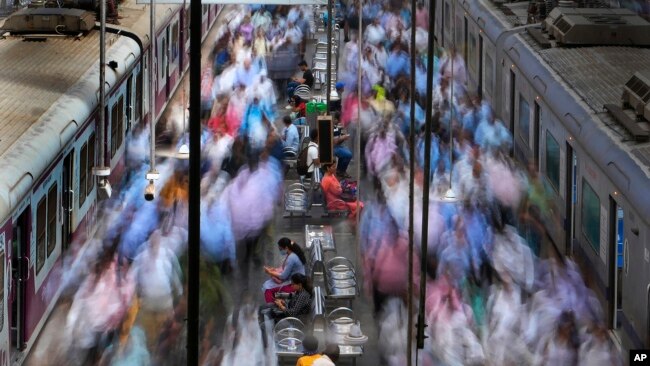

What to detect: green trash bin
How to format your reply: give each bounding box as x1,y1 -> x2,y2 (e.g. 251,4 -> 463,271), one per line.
306,102 -> 316,114
315,102 -> 327,113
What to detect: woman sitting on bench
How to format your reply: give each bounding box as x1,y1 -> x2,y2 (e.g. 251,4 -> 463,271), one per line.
321,161 -> 364,219
262,238 -> 306,303
268,273 -> 313,321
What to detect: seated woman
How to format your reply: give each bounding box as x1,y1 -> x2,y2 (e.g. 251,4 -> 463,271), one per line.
264,273 -> 313,321
262,238 -> 306,303
321,161 -> 364,219
289,95 -> 307,119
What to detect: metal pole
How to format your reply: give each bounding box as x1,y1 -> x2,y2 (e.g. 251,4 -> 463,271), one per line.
187,0 -> 201,364
407,0 -> 416,363
149,0 -> 156,171
355,0 -> 362,235
417,0 -> 436,351
99,0 -> 106,169
449,1 -> 455,190
326,0 -> 332,113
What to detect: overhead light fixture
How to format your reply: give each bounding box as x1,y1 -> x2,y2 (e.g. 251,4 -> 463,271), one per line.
443,188 -> 458,202
146,169 -> 160,181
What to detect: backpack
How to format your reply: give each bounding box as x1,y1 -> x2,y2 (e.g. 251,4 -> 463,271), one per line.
297,144 -> 312,176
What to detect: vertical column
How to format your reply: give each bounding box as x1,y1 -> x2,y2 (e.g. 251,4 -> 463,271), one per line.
187,0 -> 201,365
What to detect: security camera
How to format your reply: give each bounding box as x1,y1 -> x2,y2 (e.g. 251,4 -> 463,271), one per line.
144,180 -> 155,201
97,179 -> 112,200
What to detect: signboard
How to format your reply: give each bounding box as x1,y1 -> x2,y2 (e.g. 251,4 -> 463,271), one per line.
317,115 -> 334,165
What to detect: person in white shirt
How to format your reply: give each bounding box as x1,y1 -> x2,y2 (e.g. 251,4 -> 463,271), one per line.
307,128 -> 320,175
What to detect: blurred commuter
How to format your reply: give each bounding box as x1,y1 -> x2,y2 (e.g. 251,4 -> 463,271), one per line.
133,231 -> 183,352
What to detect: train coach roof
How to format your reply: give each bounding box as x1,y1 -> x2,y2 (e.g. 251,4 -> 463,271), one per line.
503,33 -> 650,223
0,0 -> 180,222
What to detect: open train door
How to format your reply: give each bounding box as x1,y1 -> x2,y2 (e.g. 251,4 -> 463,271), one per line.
61,151 -> 74,252
10,208 -> 29,352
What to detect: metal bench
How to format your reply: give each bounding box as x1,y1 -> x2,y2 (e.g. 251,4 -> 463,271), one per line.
309,238 -> 325,281
311,286 -> 327,346
284,183 -> 311,218
325,256 -> 358,307
325,306 -> 364,365
326,307 -> 355,344
305,224 -> 336,252
604,103 -> 650,141
274,317 -> 305,357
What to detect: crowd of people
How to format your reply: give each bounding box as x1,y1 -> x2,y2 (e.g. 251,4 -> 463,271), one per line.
337,1 -> 623,365
31,1 -> 627,365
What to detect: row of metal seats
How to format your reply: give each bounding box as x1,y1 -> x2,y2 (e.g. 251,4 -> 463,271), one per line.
311,6 -> 340,93
310,238 -> 358,308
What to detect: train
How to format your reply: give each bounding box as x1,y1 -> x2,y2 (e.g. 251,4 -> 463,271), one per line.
0,2 -> 221,364
433,0 -> 650,354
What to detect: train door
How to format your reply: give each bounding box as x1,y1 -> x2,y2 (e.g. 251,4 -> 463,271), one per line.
564,143 -> 577,255
126,75 -> 133,133
163,29 -> 170,100
61,151 -> 74,252
608,197 -> 625,333
533,101 -> 540,170
463,17 -> 468,61
10,208 -> 29,351
509,70 -> 516,156
647,284 -> 650,346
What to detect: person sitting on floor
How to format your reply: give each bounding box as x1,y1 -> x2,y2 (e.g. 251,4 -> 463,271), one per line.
321,160 -> 364,219
261,238 -> 306,303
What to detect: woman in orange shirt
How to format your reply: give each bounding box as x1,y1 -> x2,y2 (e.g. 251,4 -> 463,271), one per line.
321,161 -> 364,219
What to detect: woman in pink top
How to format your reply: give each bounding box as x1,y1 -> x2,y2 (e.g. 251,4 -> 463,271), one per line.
321,161 -> 364,219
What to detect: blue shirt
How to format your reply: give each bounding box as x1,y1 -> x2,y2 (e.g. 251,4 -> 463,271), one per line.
279,252 -> 305,281
283,124 -> 300,153
386,51 -> 410,79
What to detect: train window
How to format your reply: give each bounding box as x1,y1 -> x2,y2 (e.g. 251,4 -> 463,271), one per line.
79,142 -> 88,206
484,53 -> 494,94
468,32 -> 476,72
87,134 -> 95,196
36,196 -> 46,274
519,94 -> 530,144
172,21 -> 179,62
444,2 -> 450,32
111,96 -> 124,158
47,183 -> 57,256
135,72 -> 142,122
581,179 -> 601,251
545,130 -> 560,192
